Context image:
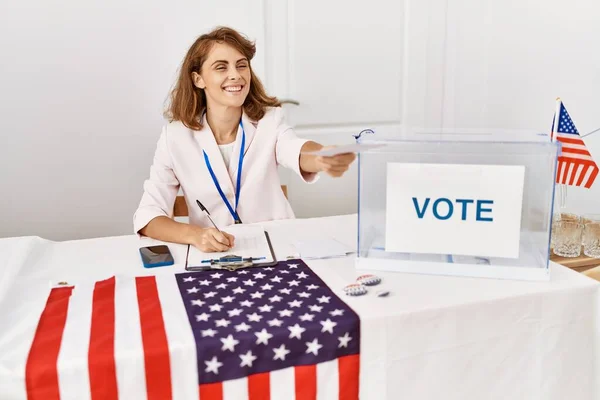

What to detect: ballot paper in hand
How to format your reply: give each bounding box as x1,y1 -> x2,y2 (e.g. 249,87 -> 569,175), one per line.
302,143 -> 386,157
187,225 -> 274,267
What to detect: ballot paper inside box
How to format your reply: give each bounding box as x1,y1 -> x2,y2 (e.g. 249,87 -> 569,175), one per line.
355,128 -> 560,281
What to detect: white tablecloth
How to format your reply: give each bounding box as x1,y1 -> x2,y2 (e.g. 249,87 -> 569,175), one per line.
1,214 -> 599,399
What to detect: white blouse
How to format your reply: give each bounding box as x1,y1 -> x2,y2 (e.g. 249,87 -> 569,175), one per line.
133,107 -> 319,233
218,142 -> 236,171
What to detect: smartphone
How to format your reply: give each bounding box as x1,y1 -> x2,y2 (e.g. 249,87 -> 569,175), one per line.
139,245 -> 174,268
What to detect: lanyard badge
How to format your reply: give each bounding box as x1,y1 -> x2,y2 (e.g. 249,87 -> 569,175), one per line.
202,122 -> 245,224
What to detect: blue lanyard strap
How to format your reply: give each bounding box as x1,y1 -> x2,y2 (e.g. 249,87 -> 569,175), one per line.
202,122 -> 245,224
236,124 -> 245,213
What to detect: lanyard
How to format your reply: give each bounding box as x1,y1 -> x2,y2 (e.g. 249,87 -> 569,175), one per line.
202,122 -> 245,224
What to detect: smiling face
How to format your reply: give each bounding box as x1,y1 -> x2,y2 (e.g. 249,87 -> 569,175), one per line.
192,42 -> 252,109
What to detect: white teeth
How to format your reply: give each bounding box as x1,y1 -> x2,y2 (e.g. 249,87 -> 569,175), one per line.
224,86 -> 242,92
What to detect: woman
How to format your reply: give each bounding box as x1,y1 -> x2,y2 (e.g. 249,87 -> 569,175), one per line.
134,26 -> 356,252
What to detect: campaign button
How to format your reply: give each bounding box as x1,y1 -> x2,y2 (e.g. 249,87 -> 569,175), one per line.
343,283 -> 367,296
356,274 -> 382,286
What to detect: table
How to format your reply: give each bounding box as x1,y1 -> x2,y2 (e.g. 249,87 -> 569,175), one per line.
1,214 -> 599,399
551,249 -> 600,273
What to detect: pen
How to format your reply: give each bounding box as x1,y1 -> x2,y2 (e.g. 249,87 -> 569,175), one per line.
200,257 -> 266,264
196,199 -> 222,234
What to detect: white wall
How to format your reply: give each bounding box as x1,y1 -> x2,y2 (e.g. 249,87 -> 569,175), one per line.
269,0 -> 406,219
285,0 -> 600,219
416,0 -> 600,217
0,0 -> 265,240
1,0 -> 600,240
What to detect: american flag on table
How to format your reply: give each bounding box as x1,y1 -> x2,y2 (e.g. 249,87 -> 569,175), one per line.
6,259 -> 360,400
551,99 -> 599,188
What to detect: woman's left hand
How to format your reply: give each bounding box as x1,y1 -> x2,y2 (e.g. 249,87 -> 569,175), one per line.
315,149 -> 357,177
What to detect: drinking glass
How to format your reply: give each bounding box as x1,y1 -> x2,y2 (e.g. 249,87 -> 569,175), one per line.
553,221 -> 583,257
583,222 -> 600,258
582,214 -> 600,225
551,213 -> 581,250
555,212 -> 580,222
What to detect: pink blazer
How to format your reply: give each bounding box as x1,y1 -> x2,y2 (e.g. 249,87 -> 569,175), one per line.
133,107 -> 317,234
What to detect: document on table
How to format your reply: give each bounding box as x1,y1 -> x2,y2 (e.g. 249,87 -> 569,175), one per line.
293,238 -> 354,260
187,226 -> 275,267
301,143 -> 386,157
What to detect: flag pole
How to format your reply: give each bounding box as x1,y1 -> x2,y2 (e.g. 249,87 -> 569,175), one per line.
551,97 -> 561,143
553,97 -> 567,212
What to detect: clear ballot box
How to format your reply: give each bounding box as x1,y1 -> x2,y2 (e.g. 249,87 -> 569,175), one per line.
355,129 -> 560,281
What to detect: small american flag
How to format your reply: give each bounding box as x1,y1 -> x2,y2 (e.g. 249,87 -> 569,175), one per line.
10,260 -> 360,400
551,100 -> 599,188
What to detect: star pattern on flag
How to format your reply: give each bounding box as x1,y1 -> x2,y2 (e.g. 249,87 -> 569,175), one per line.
552,101 -> 599,188
558,109 -> 578,134
176,260 -> 360,384
273,344 -> 291,360
221,334 -> 239,352
205,356 -> 223,374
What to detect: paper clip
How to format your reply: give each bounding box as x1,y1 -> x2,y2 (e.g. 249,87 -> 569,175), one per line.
352,128 -> 374,141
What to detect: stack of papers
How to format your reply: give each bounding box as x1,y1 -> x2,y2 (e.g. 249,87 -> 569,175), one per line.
187,226 -> 274,267
293,238 -> 354,260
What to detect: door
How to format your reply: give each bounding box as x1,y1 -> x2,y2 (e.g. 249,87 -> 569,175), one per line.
264,0 -> 406,218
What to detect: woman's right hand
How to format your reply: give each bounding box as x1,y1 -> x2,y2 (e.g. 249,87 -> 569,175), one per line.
190,226 -> 236,252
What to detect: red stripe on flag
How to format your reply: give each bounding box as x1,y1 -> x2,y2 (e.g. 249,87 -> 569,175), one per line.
248,372 -> 270,400
557,136 -> 585,145
562,148 -> 591,156
556,160 -> 565,184
88,277 -> 118,400
199,383 -> 223,400
338,355 -> 360,400
558,157 -> 597,166
25,286 -> 73,400
568,163 -> 579,185
566,161 -> 575,184
136,276 -> 173,400
576,164 -> 590,186
295,364 -> 317,400
585,166 -> 599,189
